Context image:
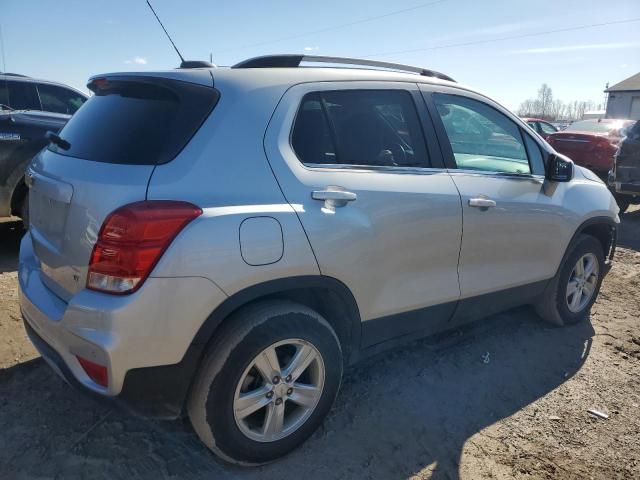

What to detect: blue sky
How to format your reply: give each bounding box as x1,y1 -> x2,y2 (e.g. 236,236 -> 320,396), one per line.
2,0 -> 639,110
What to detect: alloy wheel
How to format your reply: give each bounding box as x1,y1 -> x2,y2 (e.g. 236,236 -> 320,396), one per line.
233,339 -> 325,442
566,253 -> 599,313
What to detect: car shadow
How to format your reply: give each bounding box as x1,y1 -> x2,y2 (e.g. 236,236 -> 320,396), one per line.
0,308 -> 594,479
0,220 -> 23,273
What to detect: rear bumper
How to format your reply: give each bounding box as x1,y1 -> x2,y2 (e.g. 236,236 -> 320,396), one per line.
18,232 -> 227,417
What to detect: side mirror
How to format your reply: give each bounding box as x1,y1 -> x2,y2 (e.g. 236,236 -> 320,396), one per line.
546,154 -> 573,182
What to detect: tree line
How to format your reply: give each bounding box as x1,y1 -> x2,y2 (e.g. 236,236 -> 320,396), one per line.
517,84 -> 601,121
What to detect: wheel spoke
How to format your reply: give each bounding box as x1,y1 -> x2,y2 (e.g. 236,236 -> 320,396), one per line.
253,346 -> 281,382
262,401 -> 285,438
582,279 -> 596,296
235,386 -> 271,419
583,257 -> 595,278
570,288 -> 582,310
289,383 -> 321,408
283,344 -> 316,382
575,257 -> 585,278
566,280 -> 580,298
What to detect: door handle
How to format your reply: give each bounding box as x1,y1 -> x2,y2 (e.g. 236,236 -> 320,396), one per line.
468,197 -> 496,209
312,188 -> 357,209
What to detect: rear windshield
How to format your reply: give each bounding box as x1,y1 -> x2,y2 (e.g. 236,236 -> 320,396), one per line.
48,77 -> 219,165
567,120 -> 632,134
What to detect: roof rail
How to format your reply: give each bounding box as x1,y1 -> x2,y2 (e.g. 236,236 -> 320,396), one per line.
232,55 -> 455,82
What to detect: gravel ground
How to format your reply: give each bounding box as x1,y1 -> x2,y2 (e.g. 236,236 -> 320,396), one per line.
0,208 -> 639,480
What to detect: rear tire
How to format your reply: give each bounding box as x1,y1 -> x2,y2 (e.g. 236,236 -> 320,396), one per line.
187,301 -> 343,466
535,234 -> 605,326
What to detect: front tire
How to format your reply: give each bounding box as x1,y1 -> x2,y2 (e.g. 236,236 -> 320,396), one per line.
535,234 -> 605,326
187,301 -> 343,466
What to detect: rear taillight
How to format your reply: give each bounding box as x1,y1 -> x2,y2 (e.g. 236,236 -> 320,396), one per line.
87,200 -> 202,294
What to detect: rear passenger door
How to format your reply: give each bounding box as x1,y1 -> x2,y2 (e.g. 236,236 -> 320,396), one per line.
420,86 -> 573,309
265,82 -> 462,346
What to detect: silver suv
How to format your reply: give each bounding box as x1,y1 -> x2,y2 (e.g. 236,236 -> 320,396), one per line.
19,55 -> 619,465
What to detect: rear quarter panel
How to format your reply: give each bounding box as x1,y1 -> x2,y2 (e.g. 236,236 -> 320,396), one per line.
147,76 -> 321,295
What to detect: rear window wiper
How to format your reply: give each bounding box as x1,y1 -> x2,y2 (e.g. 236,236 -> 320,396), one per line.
46,130 -> 71,150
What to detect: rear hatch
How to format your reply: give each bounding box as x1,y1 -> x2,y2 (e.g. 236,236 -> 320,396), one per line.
547,131 -> 616,171
27,74 -> 218,301
548,132 -> 601,155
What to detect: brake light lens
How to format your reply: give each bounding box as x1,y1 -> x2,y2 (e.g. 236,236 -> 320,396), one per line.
87,201 -> 202,294
77,356 -> 108,387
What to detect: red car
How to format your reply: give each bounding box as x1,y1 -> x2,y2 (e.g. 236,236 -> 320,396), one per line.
547,119 -> 635,178
522,117 -> 558,140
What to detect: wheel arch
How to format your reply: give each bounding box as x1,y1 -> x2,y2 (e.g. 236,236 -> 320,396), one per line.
10,176 -> 28,216
559,216 -> 617,275
192,276 -> 362,364
119,275 -> 362,419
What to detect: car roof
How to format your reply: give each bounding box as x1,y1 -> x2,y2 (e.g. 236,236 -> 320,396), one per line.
92,65 -> 476,96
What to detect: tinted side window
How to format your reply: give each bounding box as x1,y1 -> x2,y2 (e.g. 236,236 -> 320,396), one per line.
292,90 -> 430,168
37,84 -> 86,114
4,81 -> 40,110
0,82 -> 9,108
435,94 -> 531,174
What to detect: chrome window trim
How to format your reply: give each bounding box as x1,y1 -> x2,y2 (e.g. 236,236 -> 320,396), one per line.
300,162 -> 448,175
448,168 -> 545,181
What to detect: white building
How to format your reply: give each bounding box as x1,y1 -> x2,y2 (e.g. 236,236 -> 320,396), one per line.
605,72 -> 640,120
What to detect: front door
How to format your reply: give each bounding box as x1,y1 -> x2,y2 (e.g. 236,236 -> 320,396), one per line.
265,82 -> 462,346
421,87 -> 574,309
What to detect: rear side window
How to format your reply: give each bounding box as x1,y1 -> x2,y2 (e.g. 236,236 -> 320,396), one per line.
37,83 -> 86,114
0,80 -> 40,110
292,90 -> 430,168
434,94 -> 531,174
49,77 -> 219,165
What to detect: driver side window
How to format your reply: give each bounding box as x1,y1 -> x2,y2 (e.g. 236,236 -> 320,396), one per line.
292,90 -> 430,169
435,94 -> 532,175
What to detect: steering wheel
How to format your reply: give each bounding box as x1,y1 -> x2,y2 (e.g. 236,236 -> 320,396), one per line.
388,142 -> 408,166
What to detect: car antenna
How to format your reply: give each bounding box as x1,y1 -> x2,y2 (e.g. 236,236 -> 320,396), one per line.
145,0 -> 213,69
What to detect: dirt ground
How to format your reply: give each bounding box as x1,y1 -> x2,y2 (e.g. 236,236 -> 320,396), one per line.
1,208 -> 639,480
